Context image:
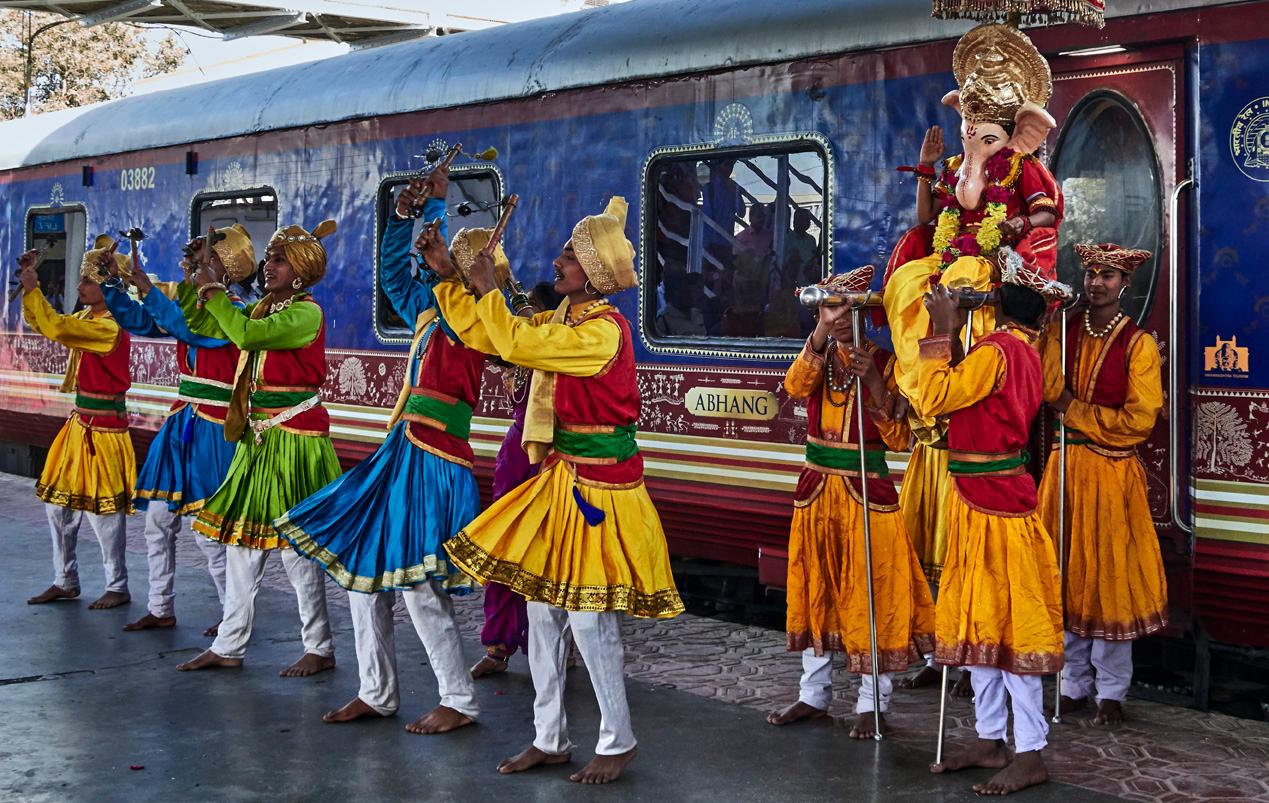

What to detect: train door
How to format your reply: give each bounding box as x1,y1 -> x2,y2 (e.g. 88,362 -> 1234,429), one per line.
22,205 -> 88,315
1045,45 -> 1193,626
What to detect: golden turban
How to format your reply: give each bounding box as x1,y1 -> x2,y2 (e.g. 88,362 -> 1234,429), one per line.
1074,242 -> 1153,275
80,234 -> 130,284
818,264 -> 874,295
571,196 -> 636,295
267,219 -> 337,286
450,227 -> 511,289
210,223 -> 257,284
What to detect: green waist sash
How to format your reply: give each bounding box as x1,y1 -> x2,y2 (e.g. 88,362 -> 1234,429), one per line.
75,392 -> 125,414
1052,420 -> 1092,446
947,449 -> 1029,476
805,440 -> 889,477
178,377 -> 233,404
250,389 -> 317,410
554,424 -> 639,463
403,392 -> 473,440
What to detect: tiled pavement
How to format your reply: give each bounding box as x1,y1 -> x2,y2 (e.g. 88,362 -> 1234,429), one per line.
7,469 -> 1269,802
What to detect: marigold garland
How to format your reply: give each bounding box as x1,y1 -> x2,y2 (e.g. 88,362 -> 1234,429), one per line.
931,148 -> 1023,265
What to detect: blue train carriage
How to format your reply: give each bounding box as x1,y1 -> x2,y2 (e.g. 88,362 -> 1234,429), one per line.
0,0 -> 1266,705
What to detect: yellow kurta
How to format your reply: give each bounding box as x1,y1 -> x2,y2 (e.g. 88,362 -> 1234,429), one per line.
783,343 -> 935,673
899,441 -> 951,583
1037,319 -> 1168,640
883,254 -> 998,431
916,331 -> 1063,674
435,283 -> 683,618
23,288 -> 135,514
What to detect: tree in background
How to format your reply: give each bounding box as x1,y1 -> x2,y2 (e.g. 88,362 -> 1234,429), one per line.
0,11 -> 184,120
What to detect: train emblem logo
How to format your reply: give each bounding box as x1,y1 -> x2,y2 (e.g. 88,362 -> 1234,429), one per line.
1230,96 -> 1269,182
1203,335 -> 1250,377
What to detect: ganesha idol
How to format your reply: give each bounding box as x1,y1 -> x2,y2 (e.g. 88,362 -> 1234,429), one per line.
883,23 -> 1064,433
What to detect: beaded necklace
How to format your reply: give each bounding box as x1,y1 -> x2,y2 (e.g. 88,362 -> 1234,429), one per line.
1083,310 -> 1123,339
565,299 -> 608,326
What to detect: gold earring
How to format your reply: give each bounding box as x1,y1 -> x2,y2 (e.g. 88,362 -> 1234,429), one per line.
292,277 -> 304,290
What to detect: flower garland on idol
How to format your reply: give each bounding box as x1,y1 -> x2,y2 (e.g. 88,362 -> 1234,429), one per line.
932,148 -> 1023,266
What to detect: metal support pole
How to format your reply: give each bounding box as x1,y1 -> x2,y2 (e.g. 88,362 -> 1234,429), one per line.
1052,306 -> 1069,724
851,305 -> 884,741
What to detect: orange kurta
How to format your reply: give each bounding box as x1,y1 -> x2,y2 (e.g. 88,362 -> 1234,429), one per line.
783,340 -> 935,674
916,327 -> 1064,675
1037,316 -> 1168,640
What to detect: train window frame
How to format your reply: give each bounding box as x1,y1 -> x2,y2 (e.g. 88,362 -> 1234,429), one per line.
1049,90 -> 1164,323
187,186 -> 280,302
371,165 -> 505,344
637,133 -> 834,360
23,203 -> 90,316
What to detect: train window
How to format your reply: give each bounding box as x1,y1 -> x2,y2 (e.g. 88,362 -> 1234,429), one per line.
1050,92 -> 1162,322
641,137 -> 830,357
373,168 -> 504,341
22,205 -> 88,315
190,188 -> 279,304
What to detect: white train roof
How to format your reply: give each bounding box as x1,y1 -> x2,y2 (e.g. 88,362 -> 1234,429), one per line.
0,0 -> 1237,171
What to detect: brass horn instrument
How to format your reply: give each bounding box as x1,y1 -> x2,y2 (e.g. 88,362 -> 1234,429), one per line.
409,143 -> 500,219
797,284 -> 997,310
8,246 -> 49,302
482,194 -> 535,315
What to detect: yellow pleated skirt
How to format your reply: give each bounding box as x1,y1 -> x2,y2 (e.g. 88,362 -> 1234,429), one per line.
36,413 -> 136,514
444,460 -> 684,618
1038,445 -> 1168,640
899,441 -> 951,583
935,488 -> 1064,675
786,475 -> 935,673
884,254 -> 997,427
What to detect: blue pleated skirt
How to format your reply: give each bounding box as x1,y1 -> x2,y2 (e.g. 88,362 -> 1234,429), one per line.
275,423 -> 478,594
134,406 -> 236,515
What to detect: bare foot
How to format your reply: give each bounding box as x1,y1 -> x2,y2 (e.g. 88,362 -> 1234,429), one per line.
123,613 -> 176,631
176,649 -> 243,671
951,670 -> 973,699
470,656 -> 508,679
88,591 -> 130,610
973,750 -> 1049,795
405,705 -> 473,734
1093,699 -> 1125,725
767,700 -> 827,726
1047,695 -> 1088,719
203,620 -> 221,638
898,665 -> 941,689
929,738 -> 1011,774
497,745 -> 571,774
570,749 -> 636,784
323,697 -> 388,724
27,585 -> 80,604
850,712 -> 888,739
279,653 -> 335,678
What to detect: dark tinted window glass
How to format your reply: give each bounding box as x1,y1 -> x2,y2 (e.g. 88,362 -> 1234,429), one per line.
1051,95 -> 1162,321
374,170 -> 501,337
192,190 -> 278,304
646,145 -> 828,346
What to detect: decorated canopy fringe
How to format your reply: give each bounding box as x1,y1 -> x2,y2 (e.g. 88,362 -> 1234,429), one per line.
932,0 -> 1105,28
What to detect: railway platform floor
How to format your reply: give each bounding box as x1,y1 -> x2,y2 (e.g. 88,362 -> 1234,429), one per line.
1,471 -> 1267,802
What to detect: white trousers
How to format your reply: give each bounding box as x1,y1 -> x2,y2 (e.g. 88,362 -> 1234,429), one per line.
970,666 -> 1047,753
141,506 -> 229,617
1062,631 -> 1133,704
526,602 -> 635,756
346,581 -> 478,718
797,649 -> 892,714
210,545 -> 332,661
44,503 -> 127,594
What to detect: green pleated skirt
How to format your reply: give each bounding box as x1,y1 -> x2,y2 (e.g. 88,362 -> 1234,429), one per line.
193,426 -> 341,550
